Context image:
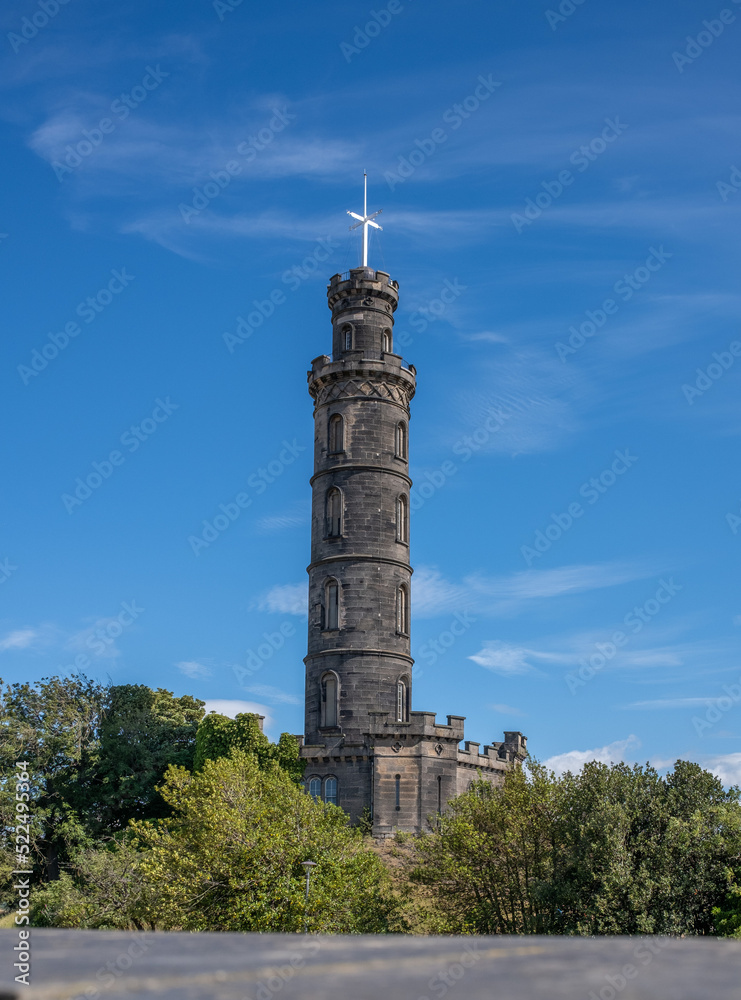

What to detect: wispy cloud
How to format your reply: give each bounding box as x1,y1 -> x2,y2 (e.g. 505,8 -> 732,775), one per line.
238,683 -> 300,706
544,735 -> 641,777
176,660 -> 212,680
489,702 -> 526,716
470,641 -> 569,675
0,629 -> 39,652
413,561 -> 653,619
626,697 -> 720,710
255,502 -> 308,535
255,583 -> 307,617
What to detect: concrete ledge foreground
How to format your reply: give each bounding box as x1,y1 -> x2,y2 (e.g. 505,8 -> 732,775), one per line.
2,929 -> 741,1000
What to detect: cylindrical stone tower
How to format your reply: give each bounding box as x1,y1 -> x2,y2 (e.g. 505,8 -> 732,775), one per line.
304,267 -> 417,752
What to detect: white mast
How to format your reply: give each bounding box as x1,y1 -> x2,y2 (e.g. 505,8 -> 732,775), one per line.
347,171 -> 382,268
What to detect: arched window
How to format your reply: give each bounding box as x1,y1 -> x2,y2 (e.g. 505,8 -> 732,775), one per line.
396,584 -> 409,635
396,494 -> 408,543
308,776 -> 321,800
325,579 -> 339,630
395,774 -> 401,811
341,324 -> 353,351
382,328 -> 392,353
396,678 -> 408,722
324,776 -> 338,805
328,414 -> 344,453
326,488 -> 342,537
395,421 -> 408,460
322,672 -> 338,728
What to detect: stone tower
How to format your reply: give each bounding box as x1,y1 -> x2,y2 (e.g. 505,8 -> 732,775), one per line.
300,266 -> 527,836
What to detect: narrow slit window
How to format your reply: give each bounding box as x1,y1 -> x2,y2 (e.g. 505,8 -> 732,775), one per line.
396,584 -> 409,635
328,414 -> 344,453
437,775 -> 442,815
324,673 -> 338,727
382,329 -> 392,353
397,680 -> 407,722
342,325 -> 353,351
395,774 -> 401,811
326,579 -> 339,630
396,421 -> 408,460
396,494 -> 408,543
326,488 -> 342,537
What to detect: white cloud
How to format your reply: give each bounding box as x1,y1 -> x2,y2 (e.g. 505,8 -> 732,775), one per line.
412,561 -> 652,619
256,583 -> 307,617
176,660 -> 212,680
489,703 -> 526,716
543,735 -> 641,777
470,642 -> 543,676
0,629 -> 39,652
238,683 -> 300,706
626,697 -> 718,709
705,753 -> 741,787
255,502 -> 308,534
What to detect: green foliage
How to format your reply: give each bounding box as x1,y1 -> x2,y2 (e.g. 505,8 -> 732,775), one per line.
193,711 -> 304,783
412,759 -> 741,936
130,750 -> 400,933
31,838 -> 154,930
77,684 -> 205,834
712,877 -> 741,937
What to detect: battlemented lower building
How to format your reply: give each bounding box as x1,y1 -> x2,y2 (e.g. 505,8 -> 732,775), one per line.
298,264 -> 526,836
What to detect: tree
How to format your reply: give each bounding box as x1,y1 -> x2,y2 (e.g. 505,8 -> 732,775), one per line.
130,750 -> 399,933
0,674 -> 108,885
412,759 -> 741,936
193,711 -> 304,783
76,685 -> 205,834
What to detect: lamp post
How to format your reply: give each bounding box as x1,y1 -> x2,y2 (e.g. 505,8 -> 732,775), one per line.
301,860 -> 318,934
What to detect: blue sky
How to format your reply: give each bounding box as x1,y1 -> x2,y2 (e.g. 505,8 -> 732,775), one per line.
2,0 -> 740,783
